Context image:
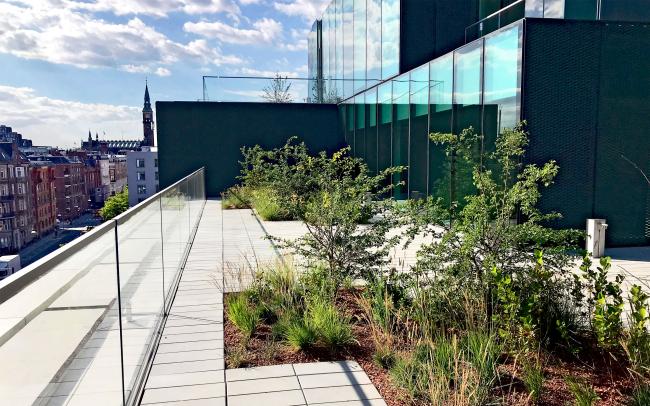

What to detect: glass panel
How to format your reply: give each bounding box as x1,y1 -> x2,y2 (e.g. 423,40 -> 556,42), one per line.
564,0 -> 597,19
409,65 -> 429,198
382,0 -> 400,79
601,0 -> 650,21
330,5 -> 336,95
308,21 -> 318,102
354,0 -> 367,93
346,101 -> 356,155
453,41 -> 483,206
484,23 -> 522,188
392,76 -> 409,199
484,24 -> 522,136
365,88 -> 379,174
544,0 -> 565,18
367,0 -> 382,88
0,225 -> 123,405
355,94 -> 367,161
336,0 -> 344,100
378,82 -> 393,174
480,0 -> 502,18
429,54 -> 454,203
525,0 -> 544,17
343,0 -> 354,99
323,9 -> 330,96
116,198 -> 165,401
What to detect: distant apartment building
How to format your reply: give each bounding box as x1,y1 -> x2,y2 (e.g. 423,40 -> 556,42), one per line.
0,125 -> 33,148
29,163 -> 57,238
100,155 -> 127,198
29,155 -> 88,222
67,150 -> 103,207
127,147 -> 158,206
0,143 -> 34,253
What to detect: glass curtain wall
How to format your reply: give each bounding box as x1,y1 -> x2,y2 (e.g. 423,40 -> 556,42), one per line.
308,0 -> 401,101
382,0 -> 400,79
428,54 -> 454,202
367,0 -> 382,87
392,76 -> 409,199
341,21 -> 523,205
377,82 -> 393,175
355,94 -> 367,161
354,0 -> 367,93
365,88 -> 379,174
409,65 -> 429,198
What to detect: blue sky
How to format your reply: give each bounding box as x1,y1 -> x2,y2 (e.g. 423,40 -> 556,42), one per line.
0,0 -> 328,147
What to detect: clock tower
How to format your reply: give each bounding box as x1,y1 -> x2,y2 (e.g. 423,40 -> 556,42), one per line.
142,81 -> 154,147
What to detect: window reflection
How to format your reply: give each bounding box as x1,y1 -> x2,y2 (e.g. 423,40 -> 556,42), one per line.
378,82 -> 393,174
367,0 -> 382,87
365,88 -> 379,174
354,0 -> 367,93
409,66 -> 429,198
392,77 -> 409,199
382,0 -> 400,80
429,54 -> 453,202
484,25 -> 522,134
343,0 -> 354,98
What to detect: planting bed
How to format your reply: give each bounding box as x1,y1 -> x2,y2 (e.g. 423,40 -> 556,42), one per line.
224,289 -> 637,406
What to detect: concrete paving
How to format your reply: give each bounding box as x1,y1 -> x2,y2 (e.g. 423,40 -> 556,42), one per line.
140,202 -> 385,405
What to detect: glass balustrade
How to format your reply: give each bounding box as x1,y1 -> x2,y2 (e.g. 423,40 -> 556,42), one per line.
0,168 -> 207,406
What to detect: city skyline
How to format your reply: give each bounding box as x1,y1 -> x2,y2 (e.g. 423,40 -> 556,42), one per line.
0,0 -> 327,147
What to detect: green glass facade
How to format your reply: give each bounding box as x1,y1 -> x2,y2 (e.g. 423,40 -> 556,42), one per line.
314,0 -> 401,102
343,22 -> 523,201
305,0 -> 650,246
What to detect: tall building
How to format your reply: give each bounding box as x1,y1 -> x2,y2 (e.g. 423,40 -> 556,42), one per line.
143,82 -> 155,147
29,163 -> 57,238
127,147 -> 159,206
0,142 -> 34,253
29,155 -> 88,222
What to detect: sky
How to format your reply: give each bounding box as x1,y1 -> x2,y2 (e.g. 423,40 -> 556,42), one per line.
0,0 -> 329,147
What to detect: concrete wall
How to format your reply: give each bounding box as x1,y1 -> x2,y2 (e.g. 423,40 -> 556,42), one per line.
157,102 -> 345,197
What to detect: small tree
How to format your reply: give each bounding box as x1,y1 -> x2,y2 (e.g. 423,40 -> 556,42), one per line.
262,74 -> 293,103
239,139 -> 404,283
99,187 -> 129,220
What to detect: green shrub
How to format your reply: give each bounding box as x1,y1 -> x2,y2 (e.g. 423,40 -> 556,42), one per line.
626,284 -> 650,372
250,187 -> 291,221
222,186 -> 251,209
307,299 -> 354,349
565,376 -> 600,406
631,383 -> 650,406
581,256 -> 624,349
226,294 -> 260,339
285,319 -> 317,350
522,361 -> 544,404
373,343 -> 396,369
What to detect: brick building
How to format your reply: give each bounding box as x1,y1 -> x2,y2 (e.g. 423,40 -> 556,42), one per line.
28,155 -> 88,222
29,163 -> 57,238
0,143 -> 34,253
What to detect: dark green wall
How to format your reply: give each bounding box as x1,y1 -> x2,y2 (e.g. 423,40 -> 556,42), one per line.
399,0 -> 478,74
523,19 -> 650,246
157,102 -> 345,196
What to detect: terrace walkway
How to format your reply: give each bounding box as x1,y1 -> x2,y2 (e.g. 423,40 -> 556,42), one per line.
139,200 -> 386,405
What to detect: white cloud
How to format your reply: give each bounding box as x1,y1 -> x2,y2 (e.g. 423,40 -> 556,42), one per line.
273,0 -> 329,21
0,2 -> 244,72
238,0 -> 262,5
0,85 -> 141,148
184,18 -> 282,45
67,0 -> 241,18
155,67 -> 172,76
